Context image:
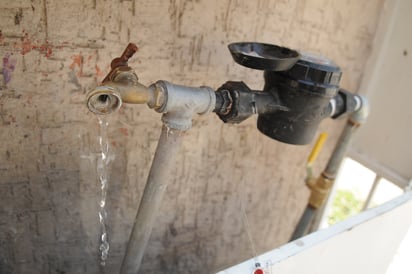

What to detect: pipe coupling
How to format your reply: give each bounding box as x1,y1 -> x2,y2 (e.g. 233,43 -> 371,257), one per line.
350,95 -> 369,125
306,174 -> 334,209
151,81 -> 216,131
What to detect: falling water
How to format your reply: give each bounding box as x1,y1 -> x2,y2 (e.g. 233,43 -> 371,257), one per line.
97,116 -> 111,266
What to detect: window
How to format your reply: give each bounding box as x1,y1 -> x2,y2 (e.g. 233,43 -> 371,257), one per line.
320,157 -> 404,228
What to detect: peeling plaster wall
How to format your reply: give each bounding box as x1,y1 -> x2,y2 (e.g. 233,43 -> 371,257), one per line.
0,1 -> 383,273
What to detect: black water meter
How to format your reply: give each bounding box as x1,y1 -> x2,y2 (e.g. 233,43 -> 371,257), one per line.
258,51 -> 342,144
218,42 -> 342,145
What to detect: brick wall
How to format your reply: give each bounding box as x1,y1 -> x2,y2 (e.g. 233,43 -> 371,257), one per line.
0,0 -> 383,273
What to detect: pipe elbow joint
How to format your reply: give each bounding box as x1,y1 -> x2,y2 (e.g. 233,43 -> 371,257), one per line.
350,95 -> 369,125
329,90 -> 370,126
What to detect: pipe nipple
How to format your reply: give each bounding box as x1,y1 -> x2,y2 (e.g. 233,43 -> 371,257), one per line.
87,86 -> 122,115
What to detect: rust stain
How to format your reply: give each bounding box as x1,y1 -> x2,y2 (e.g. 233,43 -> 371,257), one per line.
12,31 -> 53,57
2,31 -> 105,61
69,54 -> 84,77
21,33 -> 32,55
36,43 -> 53,58
119,128 -> 129,137
69,54 -> 83,69
95,65 -> 104,78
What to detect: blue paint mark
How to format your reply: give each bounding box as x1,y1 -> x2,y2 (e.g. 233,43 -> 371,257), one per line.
2,53 -> 17,85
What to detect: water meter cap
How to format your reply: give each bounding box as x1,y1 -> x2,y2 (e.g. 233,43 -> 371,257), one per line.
286,51 -> 342,86
228,42 -> 300,71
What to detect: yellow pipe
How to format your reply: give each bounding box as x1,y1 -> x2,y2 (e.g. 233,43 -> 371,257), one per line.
307,132 -> 328,166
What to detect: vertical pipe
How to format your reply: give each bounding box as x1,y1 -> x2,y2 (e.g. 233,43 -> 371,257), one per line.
323,121 -> 358,178
306,96 -> 369,233
120,125 -> 183,274
362,175 -> 381,210
290,206 -> 316,241
290,119 -> 361,241
308,120 -> 359,233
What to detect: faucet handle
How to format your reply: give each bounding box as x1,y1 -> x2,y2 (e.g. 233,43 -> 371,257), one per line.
111,43 -> 138,69
103,43 -> 139,83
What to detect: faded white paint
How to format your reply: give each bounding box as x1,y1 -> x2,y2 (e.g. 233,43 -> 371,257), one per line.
216,191 -> 412,274
350,0 -> 412,188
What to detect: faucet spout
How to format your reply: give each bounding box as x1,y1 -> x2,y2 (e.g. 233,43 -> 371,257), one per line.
86,80 -> 154,115
86,43 -> 158,115
86,84 -> 122,115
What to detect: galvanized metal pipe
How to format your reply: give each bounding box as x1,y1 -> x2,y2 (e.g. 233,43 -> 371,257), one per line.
307,120 -> 360,233
290,206 -> 315,241
362,175 -> 381,210
308,97 -> 369,232
323,121 -> 359,178
290,120 -> 358,240
120,125 -> 183,274
291,95 -> 369,239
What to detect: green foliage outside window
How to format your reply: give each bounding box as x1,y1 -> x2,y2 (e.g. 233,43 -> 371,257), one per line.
328,190 -> 363,225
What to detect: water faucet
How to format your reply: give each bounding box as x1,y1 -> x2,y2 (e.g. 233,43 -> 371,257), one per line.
85,42 -> 368,274
86,43 -> 161,115
86,43 -> 215,130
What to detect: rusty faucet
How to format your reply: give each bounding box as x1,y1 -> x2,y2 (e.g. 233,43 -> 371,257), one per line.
86,43 -> 161,115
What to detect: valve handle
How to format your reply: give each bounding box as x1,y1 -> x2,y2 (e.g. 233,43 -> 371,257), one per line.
111,43 -> 138,69
307,132 -> 328,166
306,132 -> 328,180
103,43 -> 139,83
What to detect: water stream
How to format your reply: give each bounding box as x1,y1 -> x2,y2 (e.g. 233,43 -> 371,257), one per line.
96,116 -> 112,266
